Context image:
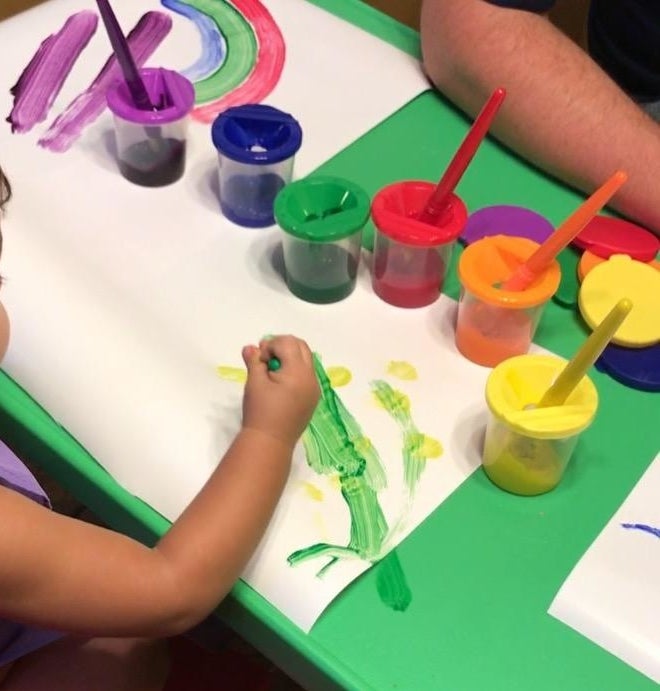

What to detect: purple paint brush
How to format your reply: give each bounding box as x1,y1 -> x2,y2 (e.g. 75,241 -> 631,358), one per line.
95,0 -> 154,111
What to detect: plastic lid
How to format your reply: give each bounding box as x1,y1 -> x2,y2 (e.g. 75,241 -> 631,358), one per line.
573,215 -> 660,262
553,246 -> 581,308
106,68 -> 195,124
371,181 -> 466,247
211,104 -> 302,165
274,176 -> 370,241
596,342 -> 660,392
458,235 -> 561,308
579,254 -> 660,347
461,204 -> 554,245
486,354 -> 598,439
579,249 -> 660,282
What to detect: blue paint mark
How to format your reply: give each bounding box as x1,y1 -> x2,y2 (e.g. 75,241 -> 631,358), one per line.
160,0 -> 226,82
621,523 -> 660,539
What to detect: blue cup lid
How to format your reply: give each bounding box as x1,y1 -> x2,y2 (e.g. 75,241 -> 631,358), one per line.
211,104 -> 303,165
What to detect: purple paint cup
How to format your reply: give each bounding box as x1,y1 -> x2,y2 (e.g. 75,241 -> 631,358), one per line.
106,67 -> 195,187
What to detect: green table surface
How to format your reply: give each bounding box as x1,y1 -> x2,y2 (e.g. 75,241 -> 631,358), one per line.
1,2 -> 659,690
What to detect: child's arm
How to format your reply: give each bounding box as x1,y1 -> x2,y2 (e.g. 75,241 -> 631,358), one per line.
0,335 -> 319,637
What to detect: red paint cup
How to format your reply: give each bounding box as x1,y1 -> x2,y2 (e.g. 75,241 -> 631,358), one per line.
370,181 -> 466,308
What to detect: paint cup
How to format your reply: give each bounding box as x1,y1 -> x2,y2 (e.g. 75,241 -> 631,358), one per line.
274,176 -> 370,303
483,354 -> 598,495
211,104 -> 303,228
370,181 -> 466,308
456,235 -> 560,367
106,67 -> 195,187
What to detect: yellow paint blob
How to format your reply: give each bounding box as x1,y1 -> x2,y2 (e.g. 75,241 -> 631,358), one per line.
419,435 -> 443,458
328,475 -> 342,492
353,436 -> 374,456
300,481 -> 324,502
215,366 -> 247,383
386,361 -> 418,380
327,366 -> 352,387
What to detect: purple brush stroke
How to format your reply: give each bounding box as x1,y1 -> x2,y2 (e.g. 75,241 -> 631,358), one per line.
7,11 -> 98,134
621,523 -> 660,539
38,11 -> 172,153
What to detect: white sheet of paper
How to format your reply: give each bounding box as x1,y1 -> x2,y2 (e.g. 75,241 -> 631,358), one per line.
0,0 -> 512,632
550,453 -> 660,685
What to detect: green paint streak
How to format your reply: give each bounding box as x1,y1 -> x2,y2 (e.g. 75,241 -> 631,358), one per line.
375,550 -> 412,612
184,0 -> 257,104
288,355 -> 389,574
371,380 -> 429,495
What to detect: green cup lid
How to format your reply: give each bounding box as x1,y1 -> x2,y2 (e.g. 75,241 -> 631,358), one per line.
274,175 -> 370,242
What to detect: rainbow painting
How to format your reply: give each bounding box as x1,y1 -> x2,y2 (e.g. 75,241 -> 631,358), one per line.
161,0 -> 285,123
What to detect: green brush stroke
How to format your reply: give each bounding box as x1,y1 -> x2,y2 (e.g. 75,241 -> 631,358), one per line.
375,550 -> 412,612
371,380 -> 429,496
288,356 -> 389,575
182,0 -> 257,104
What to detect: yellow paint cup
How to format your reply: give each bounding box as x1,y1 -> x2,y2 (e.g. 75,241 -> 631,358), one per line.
483,354 -> 599,495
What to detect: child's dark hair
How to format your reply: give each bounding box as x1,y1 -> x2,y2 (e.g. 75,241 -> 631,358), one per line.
0,166 -> 10,255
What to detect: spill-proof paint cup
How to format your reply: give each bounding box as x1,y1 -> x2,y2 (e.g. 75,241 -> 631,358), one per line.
106,68 -> 195,187
483,354 -> 599,495
211,104 -> 303,228
370,180 -> 466,308
274,176 -> 370,304
456,235 -> 561,367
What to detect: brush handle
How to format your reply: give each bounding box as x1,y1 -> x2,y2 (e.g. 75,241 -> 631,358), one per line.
96,0 -> 153,110
538,298 -> 632,407
418,87 -> 506,225
502,170 -> 627,291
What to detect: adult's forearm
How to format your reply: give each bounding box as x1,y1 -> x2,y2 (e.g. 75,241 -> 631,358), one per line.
420,0 -> 660,235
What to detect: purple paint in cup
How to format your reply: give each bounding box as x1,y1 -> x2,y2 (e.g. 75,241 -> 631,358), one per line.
106,67 -> 195,187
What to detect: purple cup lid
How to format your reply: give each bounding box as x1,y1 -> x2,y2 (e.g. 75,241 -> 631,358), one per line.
461,205 -> 554,245
596,342 -> 660,392
106,67 -> 195,124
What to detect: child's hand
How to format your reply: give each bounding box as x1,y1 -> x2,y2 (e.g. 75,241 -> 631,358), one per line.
240,335 -> 320,449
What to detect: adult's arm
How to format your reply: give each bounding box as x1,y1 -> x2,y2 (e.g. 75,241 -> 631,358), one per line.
420,0 -> 660,236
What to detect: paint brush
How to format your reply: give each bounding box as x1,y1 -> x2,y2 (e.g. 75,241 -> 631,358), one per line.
501,170 -> 627,291
537,298 -> 632,408
418,87 -> 506,226
96,0 -> 154,111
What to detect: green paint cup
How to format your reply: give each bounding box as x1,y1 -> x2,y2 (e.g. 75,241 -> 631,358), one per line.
274,176 -> 371,304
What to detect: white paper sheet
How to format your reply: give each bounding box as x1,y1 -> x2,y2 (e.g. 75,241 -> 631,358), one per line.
550,453 -> 660,685
0,0 -> 504,632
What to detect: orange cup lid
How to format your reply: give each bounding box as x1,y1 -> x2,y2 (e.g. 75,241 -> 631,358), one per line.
458,235 -> 561,308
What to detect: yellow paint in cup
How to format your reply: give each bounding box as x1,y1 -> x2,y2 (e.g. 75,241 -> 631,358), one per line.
483,354 -> 598,495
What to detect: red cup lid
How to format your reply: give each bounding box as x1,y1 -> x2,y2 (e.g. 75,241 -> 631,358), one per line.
371,181 -> 466,247
573,215 -> 660,262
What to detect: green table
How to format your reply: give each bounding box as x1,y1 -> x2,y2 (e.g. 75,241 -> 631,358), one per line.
1,3 -> 658,689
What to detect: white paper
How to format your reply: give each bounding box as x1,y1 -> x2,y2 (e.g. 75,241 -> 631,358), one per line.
0,0 -> 502,632
550,453 -> 660,685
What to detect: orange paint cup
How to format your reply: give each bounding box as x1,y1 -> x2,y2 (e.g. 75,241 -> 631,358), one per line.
456,235 -> 561,367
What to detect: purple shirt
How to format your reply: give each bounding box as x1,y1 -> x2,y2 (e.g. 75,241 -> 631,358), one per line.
0,440 -> 63,666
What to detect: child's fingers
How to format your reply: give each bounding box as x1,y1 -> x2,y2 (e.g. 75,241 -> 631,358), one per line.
242,344 -> 267,379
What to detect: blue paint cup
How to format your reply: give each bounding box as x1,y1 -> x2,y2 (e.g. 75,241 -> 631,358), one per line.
211,104 -> 303,227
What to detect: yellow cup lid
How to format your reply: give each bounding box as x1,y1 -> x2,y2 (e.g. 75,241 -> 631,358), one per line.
578,255 -> 660,347
486,354 -> 598,439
